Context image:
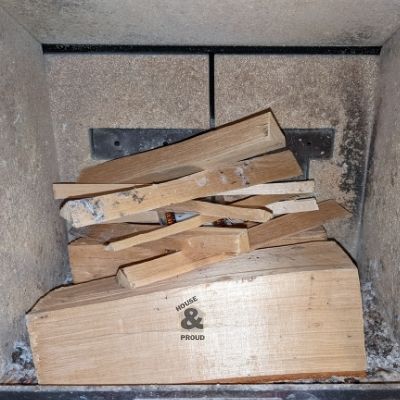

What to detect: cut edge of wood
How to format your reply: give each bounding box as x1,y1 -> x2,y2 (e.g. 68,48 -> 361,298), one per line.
53,183 -> 144,200
116,268 -> 133,289
198,370 -> 367,384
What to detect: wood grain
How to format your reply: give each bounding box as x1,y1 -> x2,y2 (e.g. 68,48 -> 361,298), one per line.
230,194 -> 295,208
78,110 -> 286,184
106,215 -> 213,251
28,241 -> 366,384
217,180 -> 314,196
69,225 -> 323,283
117,227 -> 250,288
69,238 -> 172,283
266,226 -> 327,247
267,198 -> 319,216
61,150 -> 301,228
70,223 -> 161,243
53,183 -> 144,199
249,200 -> 350,250
70,227 -> 250,283
161,200 -> 272,222
117,251 -> 233,289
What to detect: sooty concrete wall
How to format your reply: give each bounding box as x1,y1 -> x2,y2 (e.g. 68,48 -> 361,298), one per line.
360,28 -> 400,342
215,55 -> 378,257
0,7 -> 68,378
45,54 -> 210,181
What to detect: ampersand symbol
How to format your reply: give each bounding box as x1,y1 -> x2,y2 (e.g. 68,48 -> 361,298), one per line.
181,308 -> 203,330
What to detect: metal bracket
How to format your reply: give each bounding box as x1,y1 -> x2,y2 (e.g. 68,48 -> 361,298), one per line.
284,128 -> 334,179
90,128 -> 202,160
90,127 -> 335,179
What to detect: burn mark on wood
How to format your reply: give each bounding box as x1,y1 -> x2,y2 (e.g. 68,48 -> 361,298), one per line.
131,190 -> 145,204
79,198 -> 105,222
235,166 -> 250,186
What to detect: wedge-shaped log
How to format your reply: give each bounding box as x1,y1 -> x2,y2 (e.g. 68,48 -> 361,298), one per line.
61,150 -> 301,228
161,200 -> 272,222
217,180 -> 314,196
70,227 -> 251,283
27,241 -> 366,384
78,111 -> 286,184
249,200 -> 350,250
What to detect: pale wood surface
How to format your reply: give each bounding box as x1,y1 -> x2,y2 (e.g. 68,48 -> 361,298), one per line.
161,200 -> 272,222
105,211 -> 160,224
266,226 -> 327,247
69,238 -> 172,283
179,227 -> 250,257
69,225 -> 323,284
61,151 -> 301,228
267,198 -> 319,216
70,223 -> 161,243
28,241 -> 366,384
249,200 -> 350,250
53,183 -> 143,199
231,194 -> 295,208
117,251 -> 233,289
70,227 -> 250,283
117,227 -> 250,288
106,216 -> 213,251
217,180 -> 314,196
78,111 -> 286,184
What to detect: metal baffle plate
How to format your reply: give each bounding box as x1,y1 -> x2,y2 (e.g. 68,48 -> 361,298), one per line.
90,128 -> 203,160
90,127 -> 335,180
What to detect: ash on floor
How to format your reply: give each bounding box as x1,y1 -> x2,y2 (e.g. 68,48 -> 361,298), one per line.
362,282 -> 400,381
1,341 -> 36,384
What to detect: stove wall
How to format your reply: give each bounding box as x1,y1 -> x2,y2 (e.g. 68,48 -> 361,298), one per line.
360,26 -> 400,343
0,7 -> 68,378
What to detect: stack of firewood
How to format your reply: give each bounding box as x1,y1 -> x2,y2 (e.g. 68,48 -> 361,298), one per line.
53,110 -> 348,287
26,110 -> 366,384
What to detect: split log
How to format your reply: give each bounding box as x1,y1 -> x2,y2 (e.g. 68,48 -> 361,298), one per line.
117,252 -> 233,289
249,200 -> 350,250
217,180 -> 314,196
161,200 -> 272,222
68,238 -> 172,283
53,183 -> 144,199
116,227 -> 250,288
78,110 -> 286,184
106,216 -> 213,251
230,194 -> 295,208
266,198 -> 319,216
61,150 -> 301,228
70,223 -> 160,243
69,226 -> 325,283
28,241 -> 366,384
